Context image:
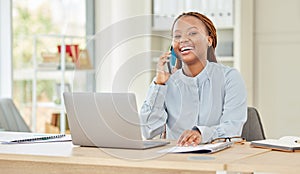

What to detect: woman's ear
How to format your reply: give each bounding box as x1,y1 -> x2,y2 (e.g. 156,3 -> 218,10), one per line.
207,36 -> 213,47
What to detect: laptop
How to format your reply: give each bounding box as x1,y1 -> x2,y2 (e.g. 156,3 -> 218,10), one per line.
63,92 -> 169,149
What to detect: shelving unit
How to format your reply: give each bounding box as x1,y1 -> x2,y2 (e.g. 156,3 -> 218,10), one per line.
151,0 -> 239,69
31,34 -> 95,133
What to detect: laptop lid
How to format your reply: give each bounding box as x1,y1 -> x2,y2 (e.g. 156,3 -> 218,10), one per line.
63,92 -> 168,149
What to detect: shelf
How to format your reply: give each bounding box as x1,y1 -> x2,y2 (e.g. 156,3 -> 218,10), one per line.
152,0 -> 235,31
36,62 -> 94,72
14,69 -> 94,81
36,68 -> 94,73
37,62 -> 75,71
36,102 -> 62,110
31,34 -> 95,133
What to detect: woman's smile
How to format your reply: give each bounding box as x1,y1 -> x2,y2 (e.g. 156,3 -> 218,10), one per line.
180,46 -> 194,55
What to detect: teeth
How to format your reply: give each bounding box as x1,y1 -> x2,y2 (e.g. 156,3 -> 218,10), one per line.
181,47 -> 193,52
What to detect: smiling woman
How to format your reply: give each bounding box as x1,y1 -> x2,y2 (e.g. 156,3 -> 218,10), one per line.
140,12 -> 247,146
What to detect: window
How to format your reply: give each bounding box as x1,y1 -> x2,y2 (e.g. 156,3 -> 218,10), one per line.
13,0 -> 86,132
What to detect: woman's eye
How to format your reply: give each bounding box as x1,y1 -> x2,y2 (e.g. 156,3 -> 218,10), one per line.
173,35 -> 181,39
188,32 -> 197,36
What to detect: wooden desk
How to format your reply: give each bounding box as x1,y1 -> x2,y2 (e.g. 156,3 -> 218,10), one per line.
227,149 -> 300,173
0,132 -> 268,174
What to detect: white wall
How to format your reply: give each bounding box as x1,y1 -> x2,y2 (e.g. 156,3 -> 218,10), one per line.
238,0 -> 254,105
94,0 -> 152,110
254,0 -> 300,138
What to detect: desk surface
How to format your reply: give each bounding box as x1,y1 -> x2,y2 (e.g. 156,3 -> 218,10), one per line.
227,149 -> 300,173
0,132 -> 269,174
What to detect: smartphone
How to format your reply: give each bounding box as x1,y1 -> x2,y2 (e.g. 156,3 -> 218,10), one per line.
167,46 -> 177,74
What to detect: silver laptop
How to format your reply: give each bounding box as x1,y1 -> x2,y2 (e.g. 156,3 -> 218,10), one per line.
63,92 -> 169,149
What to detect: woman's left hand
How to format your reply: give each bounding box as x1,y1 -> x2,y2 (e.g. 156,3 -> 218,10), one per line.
177,130 -> 202,146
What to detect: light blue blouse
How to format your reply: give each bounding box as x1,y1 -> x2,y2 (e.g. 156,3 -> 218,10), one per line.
140,61 -> 247,143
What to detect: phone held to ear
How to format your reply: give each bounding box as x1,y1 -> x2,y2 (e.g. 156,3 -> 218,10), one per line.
167,46 -> 178,74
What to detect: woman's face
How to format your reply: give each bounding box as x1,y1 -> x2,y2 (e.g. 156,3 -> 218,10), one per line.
172,16 -> 212,65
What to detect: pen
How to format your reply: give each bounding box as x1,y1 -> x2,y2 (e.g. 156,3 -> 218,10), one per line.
295,140 -> 300,143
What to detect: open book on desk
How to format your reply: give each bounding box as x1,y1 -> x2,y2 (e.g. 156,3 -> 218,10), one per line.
251,136 -> 300,152
1,132 -> 72,144
158,142 -> 233,153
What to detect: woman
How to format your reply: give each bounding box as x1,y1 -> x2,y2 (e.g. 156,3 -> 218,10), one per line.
140,12 -> 247,146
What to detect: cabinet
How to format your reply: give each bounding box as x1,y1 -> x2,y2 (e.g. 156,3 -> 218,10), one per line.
151,0 -> 239,69
31,34 -> 95,133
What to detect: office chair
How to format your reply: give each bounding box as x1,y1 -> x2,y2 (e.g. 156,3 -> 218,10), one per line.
241,107 -> 266,141
0,98 -> 31,132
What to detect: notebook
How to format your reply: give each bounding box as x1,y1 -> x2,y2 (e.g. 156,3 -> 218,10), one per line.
158,142 -> 233,153
63,92 -> 169,149
1,132 -> 71,144
251,136 -> 300,152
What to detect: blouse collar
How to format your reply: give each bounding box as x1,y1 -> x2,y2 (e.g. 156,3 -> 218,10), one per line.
176,60 -> 210,85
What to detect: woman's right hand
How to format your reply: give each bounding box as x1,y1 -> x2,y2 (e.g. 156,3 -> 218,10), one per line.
155,51 -> 171,85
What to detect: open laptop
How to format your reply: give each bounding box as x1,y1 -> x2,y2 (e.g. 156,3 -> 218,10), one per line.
63,92 -> 169,149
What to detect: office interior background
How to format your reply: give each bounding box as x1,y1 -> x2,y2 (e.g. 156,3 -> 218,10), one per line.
0,0 -> 299,139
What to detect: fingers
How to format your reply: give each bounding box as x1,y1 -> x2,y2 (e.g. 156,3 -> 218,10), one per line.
171,67 -> 178,74
177,130 -> 201,147
170,56 -> 181,74
157,51 -> 171,70
155,51 -> 171,85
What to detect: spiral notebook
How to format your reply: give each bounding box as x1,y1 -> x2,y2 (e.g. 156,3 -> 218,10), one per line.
1,133 -> 72,144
